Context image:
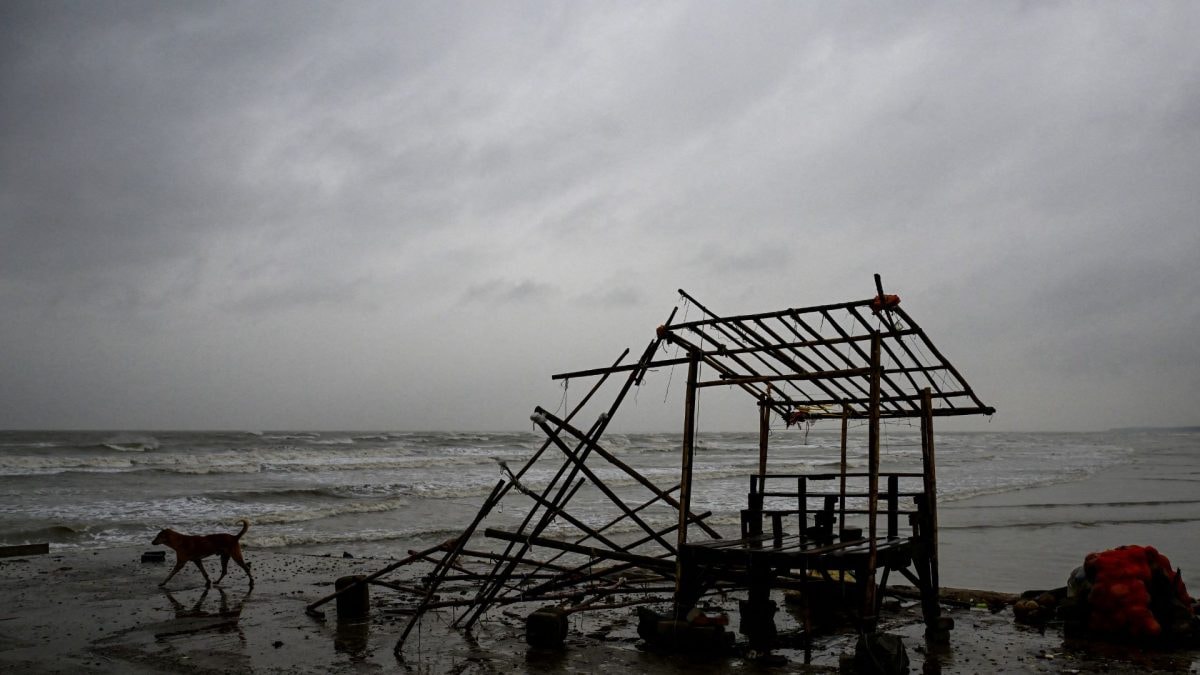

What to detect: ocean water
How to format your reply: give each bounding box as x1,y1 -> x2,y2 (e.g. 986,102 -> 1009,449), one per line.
0,427 -> 1167,561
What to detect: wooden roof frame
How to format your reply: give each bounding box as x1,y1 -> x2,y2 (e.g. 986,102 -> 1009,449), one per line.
554,275 -> 995,423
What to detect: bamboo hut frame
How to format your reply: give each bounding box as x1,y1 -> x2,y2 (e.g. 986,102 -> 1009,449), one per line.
307,276 -> 993,659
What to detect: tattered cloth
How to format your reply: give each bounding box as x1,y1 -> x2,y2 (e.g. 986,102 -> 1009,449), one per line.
870,294 -> 900,314
785,409 -> 810,427
1078,545 -> 1195,640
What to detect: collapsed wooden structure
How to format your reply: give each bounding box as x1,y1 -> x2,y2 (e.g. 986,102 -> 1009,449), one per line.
306,276 -> 994,658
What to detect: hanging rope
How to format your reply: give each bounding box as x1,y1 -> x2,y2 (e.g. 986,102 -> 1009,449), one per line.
663,299 -> 689,403
552,379 -> 569,418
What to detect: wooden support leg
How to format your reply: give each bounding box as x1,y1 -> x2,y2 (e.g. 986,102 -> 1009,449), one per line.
740,557 -> 777,655
913,496 -> 940,634
673,545 -> 703,620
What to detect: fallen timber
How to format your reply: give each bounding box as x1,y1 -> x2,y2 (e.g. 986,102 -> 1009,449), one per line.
311,276 -> 993,664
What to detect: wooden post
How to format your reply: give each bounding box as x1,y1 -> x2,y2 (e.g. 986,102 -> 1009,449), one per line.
920,387 -> 942,627
673,355 -> 700,617
862,331 -> 882,629
798,476 -> 807,542
887,474 -> 899,539
839,404 -> 849,534
758,394 -> 770,480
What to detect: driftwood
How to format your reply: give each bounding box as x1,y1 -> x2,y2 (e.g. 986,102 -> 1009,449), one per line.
887,585 -> 1019,608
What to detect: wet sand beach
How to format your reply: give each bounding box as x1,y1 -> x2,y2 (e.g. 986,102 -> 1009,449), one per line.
0,546 -> 1195,674
1,433 -> 1197,673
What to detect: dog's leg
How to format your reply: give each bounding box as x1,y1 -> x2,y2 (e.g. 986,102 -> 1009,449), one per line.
160,557 -> 188,587
192,559 -> 212,587
215,554 -> 230,585
231,549 -> 254,587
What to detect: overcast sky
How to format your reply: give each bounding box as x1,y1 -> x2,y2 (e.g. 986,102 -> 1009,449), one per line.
2,2 -> 1197,433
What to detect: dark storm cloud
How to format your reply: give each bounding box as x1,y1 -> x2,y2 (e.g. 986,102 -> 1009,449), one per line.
1,1 -> 1198,430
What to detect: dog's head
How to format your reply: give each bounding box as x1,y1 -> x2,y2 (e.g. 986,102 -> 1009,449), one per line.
151,529 -> 175,546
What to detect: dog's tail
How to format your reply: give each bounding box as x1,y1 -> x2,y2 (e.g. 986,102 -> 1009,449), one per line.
235,519 -> 250,539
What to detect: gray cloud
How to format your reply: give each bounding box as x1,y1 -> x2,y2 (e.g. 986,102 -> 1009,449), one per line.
2,1 -> 1198,431
460,279 -> 557,306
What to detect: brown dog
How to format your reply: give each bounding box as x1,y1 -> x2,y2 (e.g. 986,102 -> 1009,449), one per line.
152,519 -> 254,588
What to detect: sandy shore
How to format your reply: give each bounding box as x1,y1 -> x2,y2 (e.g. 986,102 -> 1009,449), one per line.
0,544 -> 1196,673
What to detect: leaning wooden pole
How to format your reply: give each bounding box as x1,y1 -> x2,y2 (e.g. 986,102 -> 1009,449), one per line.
307,539 -> 452,617
460,317 -> 676,631
394,479 -> 506,655
536,408 -> 722,540
448,348 -> 632,624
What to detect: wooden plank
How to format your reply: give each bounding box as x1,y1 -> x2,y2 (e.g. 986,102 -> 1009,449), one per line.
0,543 -> 48,558
750,472 -> 924,480
484,528 -> 677,574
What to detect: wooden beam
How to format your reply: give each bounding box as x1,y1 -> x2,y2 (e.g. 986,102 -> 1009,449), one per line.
484,528 -> 677,574
670,290 -> 877,331
536,407 -> 723,540
698,366 -> 872,388
552,356 -> 692,381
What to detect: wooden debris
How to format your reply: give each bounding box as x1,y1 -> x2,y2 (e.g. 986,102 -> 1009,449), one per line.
314,277 -> 993,663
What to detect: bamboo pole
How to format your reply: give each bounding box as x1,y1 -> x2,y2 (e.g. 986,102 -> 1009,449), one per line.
462,420 -> 600,615
757,394 -> 769,480
862,332 -> 882,630
458,430 -> 601,629
839,404 -> 849,534
459,319 -> 675,630
306,539 -> 453,617
535,419 -> 677,554
527,511 -> 713,597
536,484 -> 681,570
677,289 -> 848,409
892,305 -> 993,413
777,313 -> 874,402
670,290 -> 876,331
920,388 -> 941,600
394,480 -> 506,653
699,366 -> 872,387
752,316 -> 864,407
673,355 -> 700,611
453,348 -> 633,618
485,528 -> 678,574
536,407 -> 722,540
845,304 -> 924,411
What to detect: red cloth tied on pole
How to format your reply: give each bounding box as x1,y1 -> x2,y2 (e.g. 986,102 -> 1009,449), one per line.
870,294 -> 901,314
